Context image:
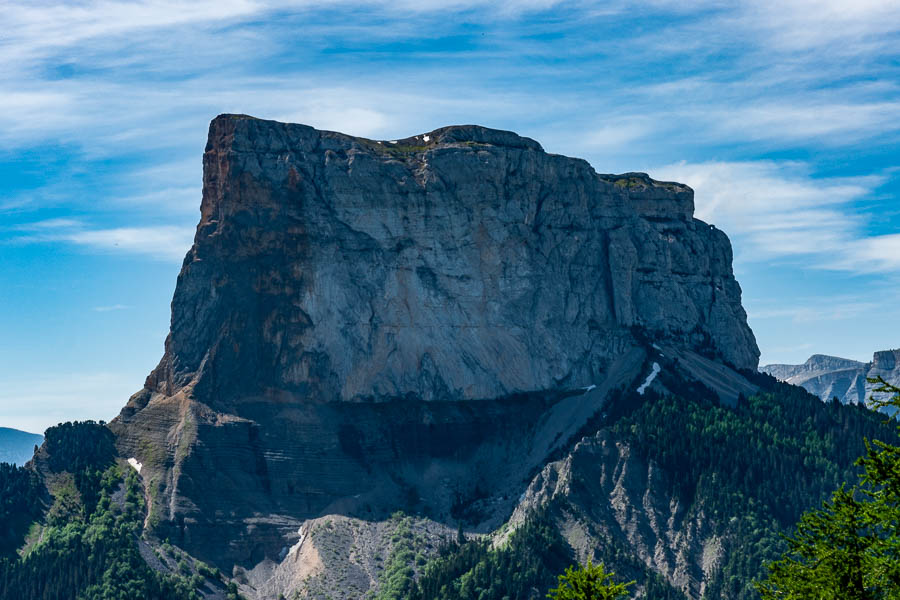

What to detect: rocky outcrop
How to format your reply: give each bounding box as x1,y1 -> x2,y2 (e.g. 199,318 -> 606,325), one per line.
761,350 -> 900,405
513,430 -> 721,599
109,115 -> 758,573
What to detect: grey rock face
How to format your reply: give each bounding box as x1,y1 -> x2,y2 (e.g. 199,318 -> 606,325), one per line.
761,349 -> 900,405
111,115 -> 759,568
147,115 -> 757,406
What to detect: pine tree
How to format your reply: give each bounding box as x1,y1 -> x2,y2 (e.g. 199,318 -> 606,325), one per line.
547,560 -> 634,600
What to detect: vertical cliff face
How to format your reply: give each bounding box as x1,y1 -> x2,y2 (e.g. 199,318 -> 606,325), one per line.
110,115 -> 758,569
145,115 -> 756,406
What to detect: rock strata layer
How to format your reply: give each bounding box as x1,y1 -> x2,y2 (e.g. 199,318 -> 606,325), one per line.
110,115 -> 759,569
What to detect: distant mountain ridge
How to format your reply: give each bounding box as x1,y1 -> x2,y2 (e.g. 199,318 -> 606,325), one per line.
0,427 -> 43,466
761,349 -> 900,405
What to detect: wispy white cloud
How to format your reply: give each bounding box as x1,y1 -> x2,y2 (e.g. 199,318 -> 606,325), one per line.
65,226 -> 193,260
747,285 -> 900,364
14,218 -> 83,230
652,160 -> 896,273
2,0 -> 263,63
739,0 -> 900,52
834,234 -> 900,272
93,304 -> 129,312
114,186 -> 202,215
0,0 -> 570,70
708,100 -> 900,147
575,79 -> 900,157
10,220 -> 193,261
632,0 -> 900,57
582,120 -> 656,151
750,300 -> 881,323
0,0 -> 896,161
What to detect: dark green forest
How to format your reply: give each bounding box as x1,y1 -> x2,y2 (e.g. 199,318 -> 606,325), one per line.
0,462 -> 42,560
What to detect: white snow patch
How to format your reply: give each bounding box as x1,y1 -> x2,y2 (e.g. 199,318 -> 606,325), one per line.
582,384 -> 597,393
636,362 -> 661,395
423,135 -> 430,142
127,457 -> 142,474
288,526 -> 307,557
389,140 -> 398,144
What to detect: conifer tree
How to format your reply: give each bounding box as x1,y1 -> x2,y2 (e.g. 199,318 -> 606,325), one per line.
547,560 -> 634,600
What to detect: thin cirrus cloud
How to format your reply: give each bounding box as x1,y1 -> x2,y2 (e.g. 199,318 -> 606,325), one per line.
749,300 -> 881,323
13,218 -> 82,230
738,0 -> 900,51
0,0 -> 567,68
1,1 -> 896,274
639,0 -> 900,54
577,79 -> 900,154
59,226 -> 193,261
93,304 -> 130,312
651,160 -> 897,273
10,219 -> 193,261
708,100 -> 900,147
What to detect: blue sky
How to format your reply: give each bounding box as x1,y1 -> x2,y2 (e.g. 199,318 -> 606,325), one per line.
2,0 -> 899,433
